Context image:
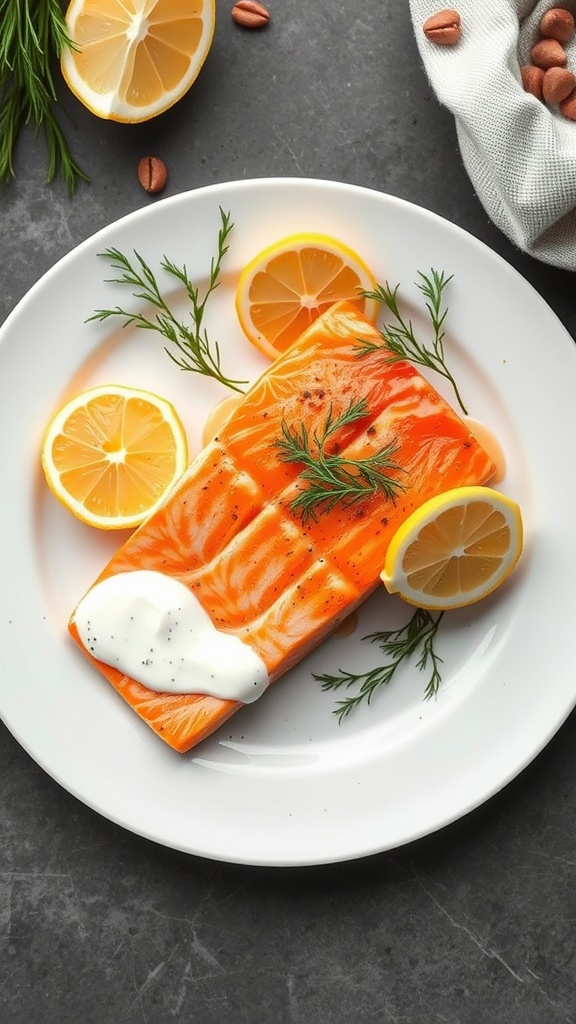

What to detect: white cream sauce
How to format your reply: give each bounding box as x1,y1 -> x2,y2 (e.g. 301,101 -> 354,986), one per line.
74,570 -> 269,703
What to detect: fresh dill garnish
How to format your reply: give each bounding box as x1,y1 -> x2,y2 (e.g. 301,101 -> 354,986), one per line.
357,269 -> 467,415
88,208 -> 247,394
0,0 -> 88,191
314,608 -> 444,722
274,397 -> 405,525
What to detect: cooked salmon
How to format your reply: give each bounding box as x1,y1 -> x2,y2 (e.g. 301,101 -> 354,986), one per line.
69,301 -> 496,751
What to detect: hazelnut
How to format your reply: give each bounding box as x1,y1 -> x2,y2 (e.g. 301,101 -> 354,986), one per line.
137,156 -> 168,194
521,64 -> 545,98
540,7 -> 575,43
559,88 -> 576,119
542,66 -> 576,103
530,37 -> 567,69
422,9 -> 461,46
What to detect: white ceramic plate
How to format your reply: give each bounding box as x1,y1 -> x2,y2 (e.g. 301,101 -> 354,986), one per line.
1,178 -> 575,867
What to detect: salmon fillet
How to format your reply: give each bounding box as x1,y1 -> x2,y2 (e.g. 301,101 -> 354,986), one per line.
69,301 -> 496,752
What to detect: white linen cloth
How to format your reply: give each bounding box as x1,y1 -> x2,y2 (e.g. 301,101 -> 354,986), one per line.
408,0 -> 576,269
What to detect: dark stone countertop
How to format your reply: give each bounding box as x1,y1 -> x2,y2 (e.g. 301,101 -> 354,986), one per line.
2,2 -> 576,1022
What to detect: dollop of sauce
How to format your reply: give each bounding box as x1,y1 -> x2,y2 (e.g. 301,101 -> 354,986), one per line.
74,570 -> 269,704
332,609 -> 359,639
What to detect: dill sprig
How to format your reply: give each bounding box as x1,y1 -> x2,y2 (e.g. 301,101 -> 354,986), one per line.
275,398 -> 405,525
0,0 -> 88,191
358,269 -> 467,415
88,208 -> 247,394
314,608 -> 444,722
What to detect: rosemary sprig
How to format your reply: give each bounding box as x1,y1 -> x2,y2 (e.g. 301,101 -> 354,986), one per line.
314,608 -> 444,722
275,398 -> 405,524
88,208 -> 247,394
0,0 -> 88,191
357,269 -> 467,415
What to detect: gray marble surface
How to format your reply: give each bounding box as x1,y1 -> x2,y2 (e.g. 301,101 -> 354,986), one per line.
2,2 -> 576,1022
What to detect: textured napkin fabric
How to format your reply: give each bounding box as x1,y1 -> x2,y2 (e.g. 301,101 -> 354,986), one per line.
409,0 -> 576,270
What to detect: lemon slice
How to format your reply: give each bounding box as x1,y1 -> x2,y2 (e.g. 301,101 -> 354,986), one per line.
235,233 -> 379,360
381,486 -> 524,610
41,385 -> 188,529
61,0 -> 215,123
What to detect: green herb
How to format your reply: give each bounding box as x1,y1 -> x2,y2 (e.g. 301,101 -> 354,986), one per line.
0,0 -> 88,191
314,608 -> 444,722
358,269 -> 467,415
275,398 -> 405,525
88,208 -> 247,394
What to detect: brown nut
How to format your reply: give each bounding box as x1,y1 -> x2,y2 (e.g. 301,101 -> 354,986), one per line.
231,0 -> 270,28
422,8 -> 461,45
540,7 -> 575,43
137,156 -> 168,194
531,38 -> 567,69
521,64 -> 545,98
559,87 -> 576,119
542,65 -> 576,103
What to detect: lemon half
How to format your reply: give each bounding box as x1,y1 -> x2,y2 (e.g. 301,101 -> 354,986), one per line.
61,0 -> 216,123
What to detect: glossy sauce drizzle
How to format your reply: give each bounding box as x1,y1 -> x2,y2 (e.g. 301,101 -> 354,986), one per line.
202,396 -> 243,447
465,417 -> 507,484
